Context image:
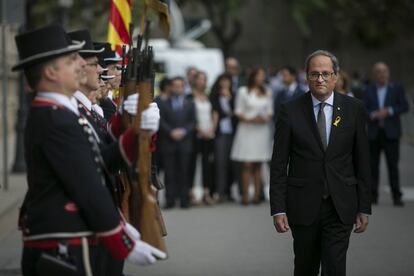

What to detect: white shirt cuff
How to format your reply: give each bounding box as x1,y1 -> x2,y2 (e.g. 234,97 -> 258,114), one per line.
272,212 -> 286,217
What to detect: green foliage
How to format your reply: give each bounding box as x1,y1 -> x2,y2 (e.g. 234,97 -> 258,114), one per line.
287,0 -> 414,48
289,0 -> 327,37
175,0 -> 245,56
28,0 -> 150,40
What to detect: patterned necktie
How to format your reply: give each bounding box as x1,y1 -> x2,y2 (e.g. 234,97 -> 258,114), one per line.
90,109 -> 108,135
317,102 -> 327,150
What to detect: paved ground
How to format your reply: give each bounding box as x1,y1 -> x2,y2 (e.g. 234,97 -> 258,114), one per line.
1,143 -> 414,275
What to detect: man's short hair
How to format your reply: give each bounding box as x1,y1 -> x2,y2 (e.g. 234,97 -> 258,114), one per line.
281,66 -> 297,76
170,76 -> 185,83
305,50 -> 340,74
24,60 -> 53,90
159,77 -> 171,91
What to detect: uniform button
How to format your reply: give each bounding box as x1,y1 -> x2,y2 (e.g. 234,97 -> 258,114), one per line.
88,137 -> 94,143
97,168 -> 102,173
94,157 -> 99,163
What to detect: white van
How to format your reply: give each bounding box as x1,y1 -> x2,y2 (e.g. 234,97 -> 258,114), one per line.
150,39 -> 225,89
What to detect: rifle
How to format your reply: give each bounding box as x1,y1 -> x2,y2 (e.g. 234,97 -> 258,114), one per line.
133,45 -> 167,253
119,27 -> 143,220
118,22 -> 167,254
117,45 -> 127,112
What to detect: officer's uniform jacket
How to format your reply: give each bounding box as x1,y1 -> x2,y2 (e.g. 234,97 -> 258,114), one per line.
20,92 -> 128,241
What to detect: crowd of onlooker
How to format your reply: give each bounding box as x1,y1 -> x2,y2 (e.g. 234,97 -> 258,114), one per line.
154,57 -> 410,209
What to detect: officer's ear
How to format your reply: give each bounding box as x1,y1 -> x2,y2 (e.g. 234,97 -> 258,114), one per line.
42,60 -> 60,82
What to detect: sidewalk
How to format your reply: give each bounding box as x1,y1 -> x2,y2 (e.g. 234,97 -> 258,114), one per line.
0,174 -> 26,239
2,142 -> 413,219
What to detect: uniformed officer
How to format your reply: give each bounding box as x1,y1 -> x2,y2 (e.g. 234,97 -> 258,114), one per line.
96,42 -> 123,120
67,29 -> 161,276
13,24 -> 166,276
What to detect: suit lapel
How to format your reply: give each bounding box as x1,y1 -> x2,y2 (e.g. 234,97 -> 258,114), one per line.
371,85 -> 380,109
384,83 -> 392,107
326,92 -> 342,155
303,92 -> 324,152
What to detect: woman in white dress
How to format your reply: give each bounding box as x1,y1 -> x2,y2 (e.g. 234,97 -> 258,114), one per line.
231,67 -> 273,205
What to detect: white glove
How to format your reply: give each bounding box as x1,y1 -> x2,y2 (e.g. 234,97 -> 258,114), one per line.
123,93 -> 139,115
141,102 -> 160,133
125,223 -> 141,241
127,240 -> 167,266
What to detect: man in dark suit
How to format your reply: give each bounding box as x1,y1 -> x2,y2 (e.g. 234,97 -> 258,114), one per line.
363,62 -> 409,206
225,57 -> 243,94
273,66 -> 306,122
270,50 -> 371,276
159,77 -> 196,208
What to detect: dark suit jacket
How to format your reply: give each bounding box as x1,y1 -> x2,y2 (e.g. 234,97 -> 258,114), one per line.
270,92 -> 371,225
363,82 -> 409,140
158,96 -> 196,154
273,84 -> 306,122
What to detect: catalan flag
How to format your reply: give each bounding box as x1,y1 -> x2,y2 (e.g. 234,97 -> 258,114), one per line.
145,0 -> 171,35
108,0 -> 132,56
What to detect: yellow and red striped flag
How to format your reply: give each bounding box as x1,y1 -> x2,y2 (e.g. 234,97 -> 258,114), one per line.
108,0 -> 132,56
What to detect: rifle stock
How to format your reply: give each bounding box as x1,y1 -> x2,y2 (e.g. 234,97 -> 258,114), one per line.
131,46 -> 167,253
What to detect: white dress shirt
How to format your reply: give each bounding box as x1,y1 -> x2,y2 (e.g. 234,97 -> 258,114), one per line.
287,82 -> 298,97
92,104 -> 104,117
74,90 -> 92,111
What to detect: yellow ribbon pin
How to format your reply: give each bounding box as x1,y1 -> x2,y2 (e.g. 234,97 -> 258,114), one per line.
333,116 -> 341,127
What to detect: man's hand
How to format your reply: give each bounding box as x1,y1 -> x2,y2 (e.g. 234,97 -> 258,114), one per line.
354,213 -> 369,233
170,128 -> 185,141
273,214 -> 290,233
123,93 -> 139,115
141,103 -> 160,134
372,108 -> 389,120
126,240 -> 167,266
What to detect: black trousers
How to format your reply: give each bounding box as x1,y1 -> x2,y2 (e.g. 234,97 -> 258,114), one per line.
22,244 -> 99,276
189,138 -> 215,191
163,151 -> 191,207
215,134 -> 233,197
96,245 -> 124,276
369,129 -> 401,201
290,198 -> 353,276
